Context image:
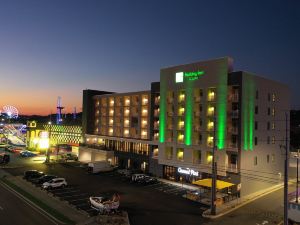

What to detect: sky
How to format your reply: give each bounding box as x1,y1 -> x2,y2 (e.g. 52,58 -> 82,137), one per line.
0,0 -> 299,115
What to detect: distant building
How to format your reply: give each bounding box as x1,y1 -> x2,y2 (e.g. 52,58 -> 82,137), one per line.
82,57 -> 290,197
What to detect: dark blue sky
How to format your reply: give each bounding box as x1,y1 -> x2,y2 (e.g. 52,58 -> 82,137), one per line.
0,0 -> 299,114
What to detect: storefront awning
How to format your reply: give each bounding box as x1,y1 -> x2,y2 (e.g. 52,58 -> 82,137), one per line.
192,178 -> 235,190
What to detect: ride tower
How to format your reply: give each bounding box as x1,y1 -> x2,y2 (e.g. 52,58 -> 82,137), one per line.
56,97 -> 64,125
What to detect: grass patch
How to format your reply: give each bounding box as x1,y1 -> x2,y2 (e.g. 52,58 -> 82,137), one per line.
0,177 -> 75,225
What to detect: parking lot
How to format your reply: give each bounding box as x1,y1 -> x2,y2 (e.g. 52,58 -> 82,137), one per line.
4,162 -> 209,225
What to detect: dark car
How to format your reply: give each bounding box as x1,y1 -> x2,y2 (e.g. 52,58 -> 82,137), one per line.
20,151 -> 37,157
63,153 -> 78,161
33,175 -> 58,184
0,154 -> 10,164
23,170 -> 44,180
137,175 -> 158,185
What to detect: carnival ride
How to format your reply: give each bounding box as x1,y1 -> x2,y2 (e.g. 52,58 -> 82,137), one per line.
89,193 -> 120,214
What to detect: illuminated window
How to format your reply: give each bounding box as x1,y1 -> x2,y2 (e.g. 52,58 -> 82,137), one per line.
175,72 -> 184,83
178,120 -> 184,129
272,93 -> 276,102
207,106 -> 215,116
208,89 -> 216,101
207,121 -> 214,130
206,152 -> 213,164
109,128 -> 113,134
177,132 -> 184,143
110,99 -> 114,106
153,148 -> 159,158
272,122 -> 275,130
178,107 -> 185,116
142,97 -> 148,105
207,136 -> 213,147
109,119 -> 113,125
124,108 -> 130,116
272,108 -> 275,116
124,129 -> 129,135
109,109 -> 114,116
176,148 -> 184,161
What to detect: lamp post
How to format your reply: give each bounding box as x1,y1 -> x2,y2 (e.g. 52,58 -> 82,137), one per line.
296,150 -> 299,203
45,121 -> 52,163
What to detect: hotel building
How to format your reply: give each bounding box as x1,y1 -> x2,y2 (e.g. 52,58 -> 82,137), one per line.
81,57 -> 290,197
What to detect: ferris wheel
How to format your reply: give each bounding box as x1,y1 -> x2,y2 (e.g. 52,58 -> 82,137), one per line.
2,105 -> 19,119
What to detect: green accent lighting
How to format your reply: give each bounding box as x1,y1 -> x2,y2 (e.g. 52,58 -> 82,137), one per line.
185,80 -> 194,145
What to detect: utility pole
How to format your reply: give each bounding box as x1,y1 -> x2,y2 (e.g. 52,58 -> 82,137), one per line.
211,116 -> 217,215
284,112 -> 289,225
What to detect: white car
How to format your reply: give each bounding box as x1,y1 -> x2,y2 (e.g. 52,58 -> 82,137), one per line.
42,178 -> 67,189
131,174 -> 145,182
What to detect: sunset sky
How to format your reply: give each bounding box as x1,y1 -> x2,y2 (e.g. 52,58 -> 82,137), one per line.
0,0 -> 299,115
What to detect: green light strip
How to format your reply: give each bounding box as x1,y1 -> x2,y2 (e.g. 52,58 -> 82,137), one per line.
159,80 -> 166,143
217,72 -> 228,150
242,74 -> 255,150
185,80 -> 193,145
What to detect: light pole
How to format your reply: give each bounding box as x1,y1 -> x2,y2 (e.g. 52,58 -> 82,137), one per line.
45,121 -> 52,163
211,116 -> 217,215
296,150 -> 299,203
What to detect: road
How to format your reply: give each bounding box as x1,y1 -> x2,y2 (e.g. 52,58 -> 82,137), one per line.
0,182 -> 58,225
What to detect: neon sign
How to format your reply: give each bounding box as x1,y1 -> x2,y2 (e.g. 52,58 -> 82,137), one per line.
175,71 -> 204,83
178,167 -> 199,176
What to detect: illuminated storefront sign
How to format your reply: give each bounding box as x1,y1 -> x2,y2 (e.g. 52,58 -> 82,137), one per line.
178,167 -> 199,176
175,71 -> 204,83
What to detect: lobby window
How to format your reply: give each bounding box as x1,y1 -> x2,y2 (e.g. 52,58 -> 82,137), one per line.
255,121 -> 258,130
254,156 -> 258,166
206,151 -> 213,164
267,122 -> 270,130
176,148 -> 184,161
272,93 -> 276,102
165,147 -> 173,160
193,150 -> 201,164
267,154 -> 270,163
255,137 -> 258,145
255,106 -> 258,114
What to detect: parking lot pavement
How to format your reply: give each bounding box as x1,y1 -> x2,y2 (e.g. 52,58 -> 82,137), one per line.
4,163 -> 209,225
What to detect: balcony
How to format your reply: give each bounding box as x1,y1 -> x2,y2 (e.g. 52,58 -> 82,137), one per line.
229,110 -> 239,118
226,163 -> 238,173
194,96 -> 201,102
229,94 -> 239,102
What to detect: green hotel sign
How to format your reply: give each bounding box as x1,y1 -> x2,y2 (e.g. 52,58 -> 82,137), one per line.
175,70 -> 204,83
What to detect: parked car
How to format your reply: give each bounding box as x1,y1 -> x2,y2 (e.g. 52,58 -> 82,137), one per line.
42,178 -> 67,189
24,170 -> 44,180
137,176 -> 158,185
33,175 -> 58,184
62,153 -> 78,161
20,151 -> 37,157
131,174 -> 146,182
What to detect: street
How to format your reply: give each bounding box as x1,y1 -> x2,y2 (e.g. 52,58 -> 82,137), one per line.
0,181 -> 58,225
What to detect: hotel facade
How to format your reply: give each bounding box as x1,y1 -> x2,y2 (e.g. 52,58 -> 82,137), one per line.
81,57 -> 290,197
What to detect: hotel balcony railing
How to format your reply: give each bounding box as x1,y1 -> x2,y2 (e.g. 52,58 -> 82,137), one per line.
155,99 -> 160,105
194,111 -> 201,117
229,110 -> 239,118
193,126 -> 201,131
226,163 -> 239,173
167,111 -> 174,116
229,94 -> 239,102
193,140 -> 202,145
167,125 -> 173,130
228,126 -> 238,134
228,142 -> 238,148
167,98 -> 173,103
166,137 -> 173,142
154,123 -> 159,130
177,125 -> 184,130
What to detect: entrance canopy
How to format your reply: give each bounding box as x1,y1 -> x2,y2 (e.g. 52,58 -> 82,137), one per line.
192,178 -> 235,190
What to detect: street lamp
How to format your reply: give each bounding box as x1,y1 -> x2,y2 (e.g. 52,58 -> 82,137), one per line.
45,121 -> 52,163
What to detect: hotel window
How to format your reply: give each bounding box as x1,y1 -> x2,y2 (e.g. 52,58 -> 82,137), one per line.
272,108 -> 275,116
255,106 -> 258,114
165,147 -> 173,160
272,122 -> 275,130
254,156 -> 258,166
206,151 -> 213,164
255,90 -> 259,99
267,122 -> 270,130
152,147 -> 159,158
207,88 -> 216,101
255,121 -> 258,130
178,90 -> 185,103
267,154 -> 270,163
268,93 -> 271,102
255,137 -> 258,145
268,107 -> 270,115
267,136 -> 270,144
272,136 -> 275,144
176,148 -> 184,161
177,132 -> 184,143
272,93 -> 276,102
193,150 -> 201,164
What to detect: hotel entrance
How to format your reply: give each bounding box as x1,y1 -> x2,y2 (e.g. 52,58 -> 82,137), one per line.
163,165 -> 201,184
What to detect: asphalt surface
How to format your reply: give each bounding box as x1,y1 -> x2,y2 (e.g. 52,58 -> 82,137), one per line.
0,182 -> 57,225
4,162 -> 208,225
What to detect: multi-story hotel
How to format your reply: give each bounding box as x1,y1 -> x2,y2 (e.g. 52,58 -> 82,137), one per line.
81,57 -> 290,197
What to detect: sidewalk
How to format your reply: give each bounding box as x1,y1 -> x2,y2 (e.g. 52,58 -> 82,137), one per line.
203,182 -> 284,219
157,178 -> 199,191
